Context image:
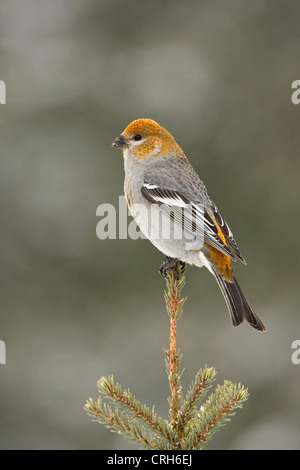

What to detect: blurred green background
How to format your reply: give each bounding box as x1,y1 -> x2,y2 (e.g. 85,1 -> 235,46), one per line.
1,0 -> 300,450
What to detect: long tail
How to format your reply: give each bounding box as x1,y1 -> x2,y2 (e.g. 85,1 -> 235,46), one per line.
213,272 -> 266,332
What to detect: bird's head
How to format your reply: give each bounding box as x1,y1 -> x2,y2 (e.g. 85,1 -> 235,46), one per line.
112,119 -> 184,160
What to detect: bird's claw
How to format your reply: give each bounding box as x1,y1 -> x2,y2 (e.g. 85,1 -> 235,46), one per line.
158,257 -> 186,280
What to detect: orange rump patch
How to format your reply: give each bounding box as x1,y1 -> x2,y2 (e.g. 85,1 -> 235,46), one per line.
204,244 -> 234,282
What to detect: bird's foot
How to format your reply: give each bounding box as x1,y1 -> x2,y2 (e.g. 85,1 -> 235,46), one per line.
158,257 -> 186,280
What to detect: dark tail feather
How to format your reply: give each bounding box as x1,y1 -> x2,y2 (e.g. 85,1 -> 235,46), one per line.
213,273 -> 266,332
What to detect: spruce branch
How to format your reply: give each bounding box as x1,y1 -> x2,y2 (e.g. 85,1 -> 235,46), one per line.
186,381 -> 249,449
85,396 -> 161,449
84,258 -> 249,449
181,366 -> 217,423
96,375 -> 171,445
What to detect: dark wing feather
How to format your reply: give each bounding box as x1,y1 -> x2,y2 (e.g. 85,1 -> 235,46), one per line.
210,204 -> 246,264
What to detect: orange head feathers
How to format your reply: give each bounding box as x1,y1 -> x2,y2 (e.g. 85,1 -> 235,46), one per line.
112,118 -> 185,160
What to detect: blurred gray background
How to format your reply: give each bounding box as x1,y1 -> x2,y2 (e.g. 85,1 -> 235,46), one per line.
0,0 -> 300,450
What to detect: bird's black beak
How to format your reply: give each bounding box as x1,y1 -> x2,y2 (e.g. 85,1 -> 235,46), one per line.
112,135 -> 127,149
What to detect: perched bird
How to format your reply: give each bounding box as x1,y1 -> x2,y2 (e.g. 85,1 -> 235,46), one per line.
112,119 -> 265,332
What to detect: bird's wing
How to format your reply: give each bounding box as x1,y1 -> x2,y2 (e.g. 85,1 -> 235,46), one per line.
141,181 -> 246,263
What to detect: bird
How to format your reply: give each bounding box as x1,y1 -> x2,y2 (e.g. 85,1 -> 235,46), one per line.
112,118 -> 266,332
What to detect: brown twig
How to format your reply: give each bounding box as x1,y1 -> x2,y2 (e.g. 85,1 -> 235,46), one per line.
164,262 -> 185,431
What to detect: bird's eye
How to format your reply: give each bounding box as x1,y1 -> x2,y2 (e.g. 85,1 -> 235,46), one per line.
134,134 -> 142,141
